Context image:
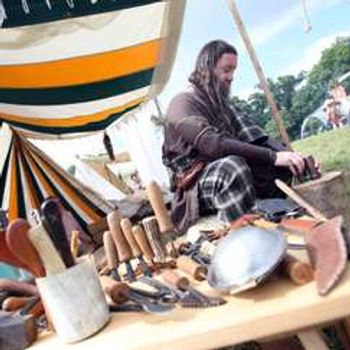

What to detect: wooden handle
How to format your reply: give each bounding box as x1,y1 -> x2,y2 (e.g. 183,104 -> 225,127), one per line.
2,296 -> 31,312
120,218 -> 141,257
161,269 -> 189,290
275,179 -> 327,221
107,211 -> 132,263
99,275 -> 129,304
132,225 -> 154,262
103,230 -> 119,270
177,256 -> 207,281
0,280 -> 38,296
5,219 -> 46,277
145,181 -> 174,233
282,255 -> 314,285
28,224 -> 66,275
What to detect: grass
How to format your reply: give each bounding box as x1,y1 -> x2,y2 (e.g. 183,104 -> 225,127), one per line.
293,127 -> 350,200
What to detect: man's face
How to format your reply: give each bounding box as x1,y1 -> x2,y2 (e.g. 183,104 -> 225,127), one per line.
213,53 -> 237,97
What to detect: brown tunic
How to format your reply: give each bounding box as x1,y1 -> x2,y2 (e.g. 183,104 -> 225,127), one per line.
162,88 -> 288,234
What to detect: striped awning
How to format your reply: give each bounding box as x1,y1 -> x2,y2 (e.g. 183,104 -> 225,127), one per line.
0,0 -> 185,138
0,123 -> 114,233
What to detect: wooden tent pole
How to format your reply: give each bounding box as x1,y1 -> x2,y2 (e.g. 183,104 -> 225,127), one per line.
227,0 -> 292,150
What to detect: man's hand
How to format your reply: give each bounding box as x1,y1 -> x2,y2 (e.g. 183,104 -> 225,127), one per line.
274,151 -> 305,176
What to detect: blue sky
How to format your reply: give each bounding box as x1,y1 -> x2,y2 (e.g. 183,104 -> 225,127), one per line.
160,0 -> 350,106
35,0 -> 350,168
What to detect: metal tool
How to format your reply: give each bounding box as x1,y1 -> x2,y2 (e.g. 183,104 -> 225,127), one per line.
138,276 -> 178,304
100,276 -> 173,314
107,211 -> 136,281
120,218 -> 152,277
162,270 -> 226,307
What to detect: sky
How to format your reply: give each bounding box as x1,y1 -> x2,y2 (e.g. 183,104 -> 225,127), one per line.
35,0 -> 350,169
160,0 -> 350,105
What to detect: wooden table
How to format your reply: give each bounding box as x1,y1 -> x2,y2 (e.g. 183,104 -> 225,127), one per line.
29,265 -> 350,350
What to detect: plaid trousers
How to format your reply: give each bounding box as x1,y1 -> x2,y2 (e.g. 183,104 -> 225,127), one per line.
197,156 -> 255,223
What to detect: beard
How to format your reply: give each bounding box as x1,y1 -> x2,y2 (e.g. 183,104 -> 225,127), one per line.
218,81 -> 231,100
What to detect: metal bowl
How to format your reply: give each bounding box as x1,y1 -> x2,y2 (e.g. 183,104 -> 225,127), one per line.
208,226 -> 287,293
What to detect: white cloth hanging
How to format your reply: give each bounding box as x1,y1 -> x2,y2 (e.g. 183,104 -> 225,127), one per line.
117,104 -> 170,189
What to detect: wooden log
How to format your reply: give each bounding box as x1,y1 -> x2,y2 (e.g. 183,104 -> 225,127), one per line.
293,171 -> 350,237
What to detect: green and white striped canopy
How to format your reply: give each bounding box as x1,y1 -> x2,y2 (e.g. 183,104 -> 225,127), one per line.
0,0 -> 185,138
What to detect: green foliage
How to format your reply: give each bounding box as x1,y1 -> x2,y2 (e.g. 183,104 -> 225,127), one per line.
231,37 -> 350,140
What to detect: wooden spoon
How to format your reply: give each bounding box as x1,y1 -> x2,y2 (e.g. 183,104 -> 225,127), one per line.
6,219 -> 46,277
0,230 -> 29,270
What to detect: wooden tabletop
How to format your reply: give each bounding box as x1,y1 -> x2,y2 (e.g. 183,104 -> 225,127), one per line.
29,265 -> 350,350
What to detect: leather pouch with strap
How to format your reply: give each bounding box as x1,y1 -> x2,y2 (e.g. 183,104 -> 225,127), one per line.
176,161 -> 207,191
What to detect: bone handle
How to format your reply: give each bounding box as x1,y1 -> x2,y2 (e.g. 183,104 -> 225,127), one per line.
103,231 -> 119,270
177,255 -> 207,281
132,225 -> 155,263
120,218 -> 141,257
107,211 -> 132,262
28,224 -> 66,275
145,181 -> 174,233
161,269 -> 189,290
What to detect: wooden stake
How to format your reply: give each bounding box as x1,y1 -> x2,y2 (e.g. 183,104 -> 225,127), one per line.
227,0 -> 292,150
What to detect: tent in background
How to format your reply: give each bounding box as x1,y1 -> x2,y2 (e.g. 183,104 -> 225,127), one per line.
0,123 -> 113,234
0,0 -> 185,138
0,0 -> 186,228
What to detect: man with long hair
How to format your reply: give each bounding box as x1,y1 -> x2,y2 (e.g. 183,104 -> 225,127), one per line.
162,40 -> 307,234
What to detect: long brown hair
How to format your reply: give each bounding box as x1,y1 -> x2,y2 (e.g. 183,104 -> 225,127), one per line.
189,40 -> 238,132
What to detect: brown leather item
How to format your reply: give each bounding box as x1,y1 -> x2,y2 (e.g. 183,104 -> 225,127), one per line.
175,161 -> 207,190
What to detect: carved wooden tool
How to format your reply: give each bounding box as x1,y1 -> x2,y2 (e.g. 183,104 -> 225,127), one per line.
0,230 -> 29,271
41,199 -> 75,268
120,218 -> 152,277
5,218 -> 46,277
99,275 -> 173,314
132,225 -> 155,264
107,211 -> 136,281
177,255 -> 207,281
103,230 -> 121,281
145,181 -> 178,257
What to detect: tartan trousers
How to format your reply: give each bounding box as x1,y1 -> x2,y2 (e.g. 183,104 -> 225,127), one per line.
197,156 -> 255,223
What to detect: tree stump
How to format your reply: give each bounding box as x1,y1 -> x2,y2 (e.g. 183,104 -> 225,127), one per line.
293,170 -> 350,234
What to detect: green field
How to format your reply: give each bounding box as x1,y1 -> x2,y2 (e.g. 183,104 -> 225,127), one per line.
293,127 -> 350,200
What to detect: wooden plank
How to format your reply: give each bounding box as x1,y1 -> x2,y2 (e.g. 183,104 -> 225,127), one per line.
29,265 -> 350,350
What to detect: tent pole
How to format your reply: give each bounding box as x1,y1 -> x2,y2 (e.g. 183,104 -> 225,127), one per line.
227,0 -> 292,150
